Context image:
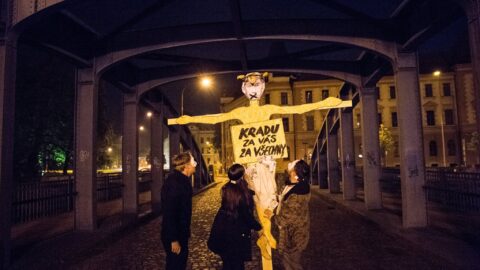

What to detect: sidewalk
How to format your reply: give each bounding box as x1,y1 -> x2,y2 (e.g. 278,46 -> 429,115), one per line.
313,187 -> 480,270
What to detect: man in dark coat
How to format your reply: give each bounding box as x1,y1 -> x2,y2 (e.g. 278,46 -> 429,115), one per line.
161,151 -> 196,270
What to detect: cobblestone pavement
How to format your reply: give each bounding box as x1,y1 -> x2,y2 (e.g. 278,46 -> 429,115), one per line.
12,179 -> 458,270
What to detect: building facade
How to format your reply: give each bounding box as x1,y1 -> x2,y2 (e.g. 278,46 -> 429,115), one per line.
188,124 -> 222,174
221,66 -> 477,172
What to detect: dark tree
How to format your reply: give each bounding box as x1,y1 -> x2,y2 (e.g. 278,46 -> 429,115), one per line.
14,44 -> 116,180
14,44 -> 75,180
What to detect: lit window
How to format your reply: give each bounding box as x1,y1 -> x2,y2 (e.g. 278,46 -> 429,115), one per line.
305,90 -> 313,103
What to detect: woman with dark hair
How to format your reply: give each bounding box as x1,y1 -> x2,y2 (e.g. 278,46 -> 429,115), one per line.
274,159 -> 311,270
208,164 -> 262,270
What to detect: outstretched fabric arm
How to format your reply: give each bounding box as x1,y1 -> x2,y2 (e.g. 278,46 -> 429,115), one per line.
168,111 -> 239,125
272,97 -> 352,115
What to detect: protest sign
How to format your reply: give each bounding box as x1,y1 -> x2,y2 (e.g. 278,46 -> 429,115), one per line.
230,118 -> 288,164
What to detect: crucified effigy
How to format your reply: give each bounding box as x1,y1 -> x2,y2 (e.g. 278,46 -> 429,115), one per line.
168,72 -> 352,270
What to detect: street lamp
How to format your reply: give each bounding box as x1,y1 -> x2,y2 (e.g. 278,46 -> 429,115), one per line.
181,76 -> 213,115
146,111 -> 153,118
434,70 -> 447,167
139,125 -> 145,131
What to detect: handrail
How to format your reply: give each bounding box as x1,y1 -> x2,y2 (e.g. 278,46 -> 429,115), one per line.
310,83 -> 359,171
151,93 -> 213,185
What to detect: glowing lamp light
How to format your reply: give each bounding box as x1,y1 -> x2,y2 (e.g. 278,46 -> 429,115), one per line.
139,126 -> 145,131
433,70 -> 441,77
200,77 -> 212,88
146,112 -> 153,118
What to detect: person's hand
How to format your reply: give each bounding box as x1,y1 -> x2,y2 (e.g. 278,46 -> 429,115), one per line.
264,209 -> 273,219
171,241 -> 181,254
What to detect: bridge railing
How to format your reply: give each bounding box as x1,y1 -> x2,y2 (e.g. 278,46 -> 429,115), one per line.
354,167 -> 480,212
425,169 -> 480,211
12,172 -> 153,224
12,177 -> 75,224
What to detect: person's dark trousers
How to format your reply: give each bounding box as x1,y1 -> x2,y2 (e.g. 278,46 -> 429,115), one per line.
220,255 -> 245,270
162,239 -> 189,270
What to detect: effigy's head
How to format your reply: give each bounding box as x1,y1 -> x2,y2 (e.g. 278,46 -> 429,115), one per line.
237,72 -> 268,100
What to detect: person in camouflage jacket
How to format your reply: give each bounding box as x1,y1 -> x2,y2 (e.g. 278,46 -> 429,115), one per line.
274,159 -> 310,270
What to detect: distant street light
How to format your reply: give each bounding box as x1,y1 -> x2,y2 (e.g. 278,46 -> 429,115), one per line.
146,111 -> 153,118
139,126 -> 145,131
107,147 -> 113,153
181,76 -> 213,115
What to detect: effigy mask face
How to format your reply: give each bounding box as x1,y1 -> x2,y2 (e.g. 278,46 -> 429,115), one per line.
242,72 -> 265,100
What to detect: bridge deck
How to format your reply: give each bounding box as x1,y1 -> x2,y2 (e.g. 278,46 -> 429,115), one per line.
10,176 -> 479,270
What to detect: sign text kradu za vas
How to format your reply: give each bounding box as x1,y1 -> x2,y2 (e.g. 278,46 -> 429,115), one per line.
231,119 -> 287,164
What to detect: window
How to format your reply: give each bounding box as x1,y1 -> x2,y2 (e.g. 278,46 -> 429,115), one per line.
376,87 -> 380,100
426,110 -> 435,126
391,112 -> 398,127
201,137 -> 204,143
389,86 -> 396,99
306,115 -> 314,131
281,92 -> 288,105
356,113 -> 361,127
305,90 -> 313,103
282,117 -> 290,132
322,89 -> 329,100
444,109 -> 454,125
429,141 -> 438,156
447,140 -> 456,156
264,93 -> 270,104
425,84 -> 433,97
443,83 -> 451,96
378,113 -> 382,125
